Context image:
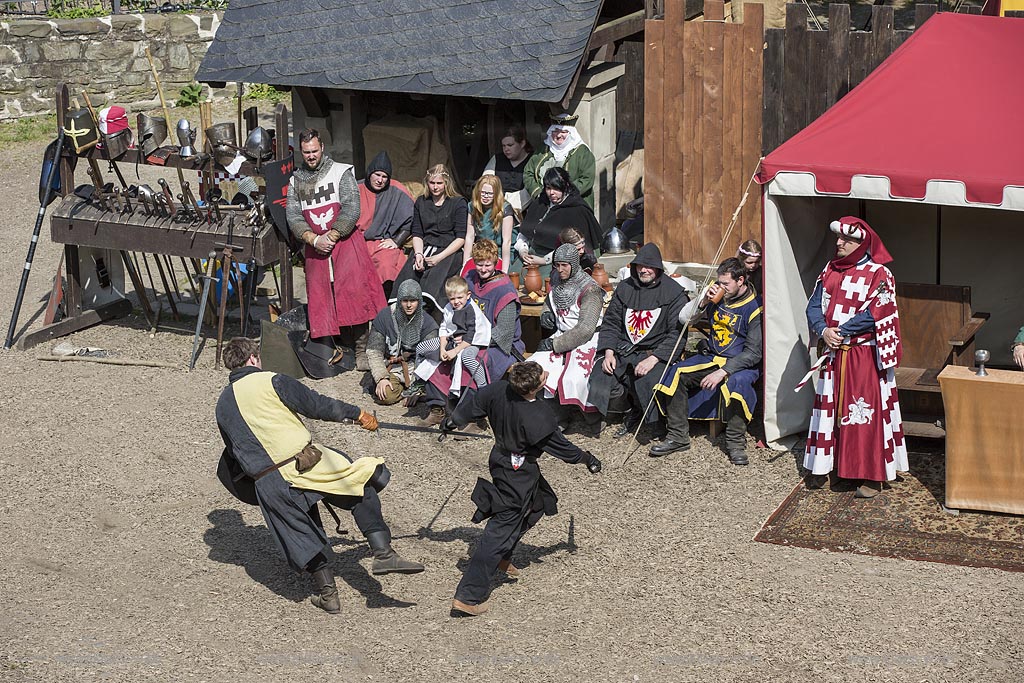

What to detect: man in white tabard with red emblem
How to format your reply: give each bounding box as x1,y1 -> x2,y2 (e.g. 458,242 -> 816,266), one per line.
530,242 -> 605,425
803,216 -> 909,498
589,243 -> 687,435
287,129 -> 385,371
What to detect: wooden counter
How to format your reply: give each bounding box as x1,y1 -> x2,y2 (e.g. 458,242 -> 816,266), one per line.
938,365 -> 1024,515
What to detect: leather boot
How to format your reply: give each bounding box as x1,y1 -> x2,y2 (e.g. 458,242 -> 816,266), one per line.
497,559 -> 521,580
309,567 -> 341,614
451,598 -> 490,617
366,530 -> 425,575
417,406 -> 445,427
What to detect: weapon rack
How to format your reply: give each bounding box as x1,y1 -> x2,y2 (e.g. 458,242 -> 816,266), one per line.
21,82 -> 295,354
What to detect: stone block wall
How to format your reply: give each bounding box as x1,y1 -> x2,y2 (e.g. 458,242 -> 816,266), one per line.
0,12 -> 223,120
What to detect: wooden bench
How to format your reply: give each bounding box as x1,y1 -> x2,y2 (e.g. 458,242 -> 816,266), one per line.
895,282 -> 989,438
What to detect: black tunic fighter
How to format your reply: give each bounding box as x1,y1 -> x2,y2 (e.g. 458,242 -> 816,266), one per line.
447,379 -> 601,612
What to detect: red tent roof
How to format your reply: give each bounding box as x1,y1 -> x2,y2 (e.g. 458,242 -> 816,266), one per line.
759,13 -> 1024,206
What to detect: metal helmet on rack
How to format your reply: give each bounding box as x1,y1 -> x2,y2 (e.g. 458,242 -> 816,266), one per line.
242,126 -> 273,162
138,113 -> 168,157
103,128 -> 134,160
601,226 -> 632,255
205,122 -> 238,167
175,118 -> 197,158
98,105 -> 133,159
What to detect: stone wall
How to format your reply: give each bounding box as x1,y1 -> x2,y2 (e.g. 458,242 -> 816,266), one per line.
0,12 -> 223,121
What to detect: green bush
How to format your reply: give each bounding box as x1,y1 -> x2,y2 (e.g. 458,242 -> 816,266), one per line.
177,83 -> 205,107
244,83 -> 290,104
46,2 -> 107,18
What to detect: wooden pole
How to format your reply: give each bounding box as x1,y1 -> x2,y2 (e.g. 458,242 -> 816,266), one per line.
144,47 -> 174,128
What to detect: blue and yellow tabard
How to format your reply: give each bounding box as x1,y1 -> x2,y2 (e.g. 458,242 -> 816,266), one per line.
655,290 -> 762,421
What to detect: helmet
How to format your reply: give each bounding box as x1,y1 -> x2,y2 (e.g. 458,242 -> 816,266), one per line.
99,105 -> 133,159
377,374 -> 405,405
63,106 -> 98,154
601,226 -> 631,255
242,126 -> 273,162
138,113 -> 168,157
102,127 -> 134,160
205,122 -> 237,167
175,118 -> 197,157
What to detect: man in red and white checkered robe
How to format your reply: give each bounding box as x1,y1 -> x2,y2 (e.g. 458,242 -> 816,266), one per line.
803,216 -> 908,498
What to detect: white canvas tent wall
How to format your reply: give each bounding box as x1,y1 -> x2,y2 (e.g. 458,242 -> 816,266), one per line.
758,13 -> 1024,447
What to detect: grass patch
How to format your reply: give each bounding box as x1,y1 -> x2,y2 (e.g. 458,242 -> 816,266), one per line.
0,116 -> 56,145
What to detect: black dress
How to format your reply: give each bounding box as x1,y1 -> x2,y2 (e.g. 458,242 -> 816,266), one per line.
394,196 -> 468,308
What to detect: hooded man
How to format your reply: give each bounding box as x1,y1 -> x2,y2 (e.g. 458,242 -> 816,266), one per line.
590,243 -> 688,434
652,257 -> 762,465
356,151 -> 416,289
287,128 -> 385,370
803,216 -> 908,498
364,279 -> 439,405
523,113 -> 597,209
531,242 -> 605,417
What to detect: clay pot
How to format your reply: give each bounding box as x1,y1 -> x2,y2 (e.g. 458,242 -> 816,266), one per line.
524,265 -> 543,295
592,263 -> 612,291
509,271 -> 521,291
544,277 -> 551,293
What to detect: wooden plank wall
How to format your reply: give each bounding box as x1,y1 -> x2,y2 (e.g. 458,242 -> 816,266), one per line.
643,0 -> 763,264
762,3 -> 939,154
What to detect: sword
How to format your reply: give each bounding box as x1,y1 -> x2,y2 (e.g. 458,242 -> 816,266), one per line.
188,252 -> 218,371
794,354 -> 829,393
349,419 -> 490,441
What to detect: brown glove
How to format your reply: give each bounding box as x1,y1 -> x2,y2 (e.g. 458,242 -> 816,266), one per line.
357,409 -> 379,431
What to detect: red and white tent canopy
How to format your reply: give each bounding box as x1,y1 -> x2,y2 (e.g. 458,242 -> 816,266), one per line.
758,13 -> 1024,446
760,13 -> 1024,210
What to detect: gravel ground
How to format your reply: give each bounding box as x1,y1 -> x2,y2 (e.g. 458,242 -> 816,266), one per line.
1,128 -> 1022,683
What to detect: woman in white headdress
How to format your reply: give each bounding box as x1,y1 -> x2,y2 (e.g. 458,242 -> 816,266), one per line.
523,112 -> 597,209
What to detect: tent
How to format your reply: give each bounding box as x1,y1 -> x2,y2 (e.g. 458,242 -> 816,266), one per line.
757,13 -> 1024,447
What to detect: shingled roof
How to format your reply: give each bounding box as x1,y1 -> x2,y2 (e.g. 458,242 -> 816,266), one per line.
197,0 -> 605,103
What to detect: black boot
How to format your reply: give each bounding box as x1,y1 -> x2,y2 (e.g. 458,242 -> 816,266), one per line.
365,530 -> 425,575
309,567 -> 341,614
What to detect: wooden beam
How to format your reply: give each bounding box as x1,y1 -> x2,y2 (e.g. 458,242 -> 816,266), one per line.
295,86 -> 331,118
17,298 -> 133,350
588,9 -> 646,51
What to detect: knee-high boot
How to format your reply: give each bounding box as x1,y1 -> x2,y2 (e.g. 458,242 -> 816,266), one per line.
365,530 -> 425,575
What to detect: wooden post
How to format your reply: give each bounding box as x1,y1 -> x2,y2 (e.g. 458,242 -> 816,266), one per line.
701,0 -> 725,256
643,17 -> 665,251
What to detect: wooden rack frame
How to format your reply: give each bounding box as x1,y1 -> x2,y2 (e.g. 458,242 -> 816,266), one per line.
20,82 -> 295,350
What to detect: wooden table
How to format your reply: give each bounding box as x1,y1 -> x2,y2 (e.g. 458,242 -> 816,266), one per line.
938,365 -> 1024,515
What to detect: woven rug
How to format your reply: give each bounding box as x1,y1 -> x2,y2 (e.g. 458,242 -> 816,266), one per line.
755,451 -> 1024,572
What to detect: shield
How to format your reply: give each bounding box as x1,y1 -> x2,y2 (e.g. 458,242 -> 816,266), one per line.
259,319 -> 305,379
63,107 -> 98,154
274,304 -> 351,379
262,155 -> 294,239
216,448 -> 258,506
39,136 -> 76,206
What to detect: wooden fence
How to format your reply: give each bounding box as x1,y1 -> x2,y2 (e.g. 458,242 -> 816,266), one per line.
762,3 -> 940,154
643,0 -> 763,264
